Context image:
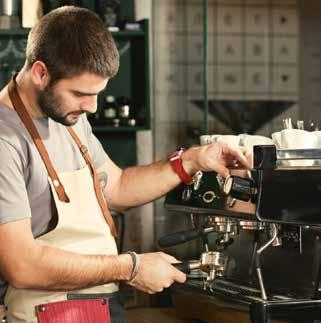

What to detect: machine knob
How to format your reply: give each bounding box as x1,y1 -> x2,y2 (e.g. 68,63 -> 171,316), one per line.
223,175 -> 257,202
182,188 -> 192,202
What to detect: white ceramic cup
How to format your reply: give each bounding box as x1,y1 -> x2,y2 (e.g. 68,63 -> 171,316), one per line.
313,131 -> 321,149
200,135 -> 212,146
210,135 -> 221,144
280,129 -> 318,148
280,129 -> 318,166
271,132 -> 282,149
217,135 -> 240,148
242,135 -> 274,148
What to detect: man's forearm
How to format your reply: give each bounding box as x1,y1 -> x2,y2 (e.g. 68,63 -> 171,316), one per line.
105,160 -> 182,210
103,143 -> 250,210
12,244 -> 132,290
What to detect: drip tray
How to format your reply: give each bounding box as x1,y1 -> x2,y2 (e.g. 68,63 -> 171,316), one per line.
188,279 -> 293,302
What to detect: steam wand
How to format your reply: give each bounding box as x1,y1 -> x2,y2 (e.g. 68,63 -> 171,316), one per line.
256,223 -> 278,300
249,231 -> 260,282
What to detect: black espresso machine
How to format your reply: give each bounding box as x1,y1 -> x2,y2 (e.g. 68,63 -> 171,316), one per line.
159,145 -> 321,323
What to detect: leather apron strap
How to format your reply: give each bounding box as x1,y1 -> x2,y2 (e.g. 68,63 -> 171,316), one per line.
7,76 -> 70,203
7,76 -> 117,237
67,127 -> 118,237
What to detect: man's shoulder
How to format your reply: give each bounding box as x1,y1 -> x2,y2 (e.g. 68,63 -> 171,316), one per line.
0,104 -> 29,153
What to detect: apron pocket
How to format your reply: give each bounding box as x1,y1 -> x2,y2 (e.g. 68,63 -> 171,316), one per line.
67,293 -> 124,323
36,298 -> 110,323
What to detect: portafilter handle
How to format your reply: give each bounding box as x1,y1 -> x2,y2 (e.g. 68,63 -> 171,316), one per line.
173,261 -> 201,274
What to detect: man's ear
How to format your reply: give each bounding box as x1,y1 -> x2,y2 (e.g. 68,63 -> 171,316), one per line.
30,61 -> 50,90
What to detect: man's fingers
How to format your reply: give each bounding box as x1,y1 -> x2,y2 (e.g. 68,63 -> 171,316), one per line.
159,252 -> 179,264
175,271 -> 187,283
225,145 -> 251,168
214,164 -> 229,178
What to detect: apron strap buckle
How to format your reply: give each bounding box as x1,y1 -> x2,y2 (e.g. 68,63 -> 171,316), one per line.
80,145 -> 88,155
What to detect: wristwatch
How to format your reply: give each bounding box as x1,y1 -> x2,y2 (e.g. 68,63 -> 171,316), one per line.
169,149 -> 194,184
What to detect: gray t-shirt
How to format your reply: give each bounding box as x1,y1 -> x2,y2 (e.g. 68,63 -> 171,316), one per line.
0,103 -> 109,300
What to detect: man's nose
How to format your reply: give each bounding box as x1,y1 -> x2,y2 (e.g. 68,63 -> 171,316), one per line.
81,96 -> 98,114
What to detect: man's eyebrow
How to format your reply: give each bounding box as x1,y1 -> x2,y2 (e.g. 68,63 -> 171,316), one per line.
70,89 -> 103,96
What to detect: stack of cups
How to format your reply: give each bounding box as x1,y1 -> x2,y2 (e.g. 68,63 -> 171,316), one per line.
272,129 -> 320,166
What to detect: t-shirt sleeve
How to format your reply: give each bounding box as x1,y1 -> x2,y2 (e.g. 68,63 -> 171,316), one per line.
82,115 -> 110,169
0,139 -> 31,224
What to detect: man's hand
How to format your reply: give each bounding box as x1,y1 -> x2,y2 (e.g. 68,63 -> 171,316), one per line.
182,142 -> 251,178
127,252 -> 186,294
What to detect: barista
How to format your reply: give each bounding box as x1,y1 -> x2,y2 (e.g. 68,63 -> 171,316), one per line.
0,6 -> 249,323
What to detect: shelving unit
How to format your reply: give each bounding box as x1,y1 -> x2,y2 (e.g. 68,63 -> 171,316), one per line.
94,19 -> 150,134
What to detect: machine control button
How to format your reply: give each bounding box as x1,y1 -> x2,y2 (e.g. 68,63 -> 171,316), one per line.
202,190 -> 216,203
182,188 -> 192,201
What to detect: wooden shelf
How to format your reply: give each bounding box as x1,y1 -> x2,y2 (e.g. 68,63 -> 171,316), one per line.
112,30 -> 145,38
0,28 -> 144,37
0,28 -> 30,35
92,125 -> 148,133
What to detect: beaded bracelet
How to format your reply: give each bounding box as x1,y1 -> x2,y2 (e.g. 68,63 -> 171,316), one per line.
127,251 -> 140,282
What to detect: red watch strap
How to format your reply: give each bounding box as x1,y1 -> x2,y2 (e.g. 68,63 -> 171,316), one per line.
170,150 -> 193,184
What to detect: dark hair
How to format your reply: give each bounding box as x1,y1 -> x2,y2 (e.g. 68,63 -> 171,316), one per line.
25,6 -> 119,82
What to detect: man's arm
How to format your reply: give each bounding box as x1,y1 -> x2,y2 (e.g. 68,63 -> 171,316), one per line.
0,218 -> 185,293
98,142 -> 250,211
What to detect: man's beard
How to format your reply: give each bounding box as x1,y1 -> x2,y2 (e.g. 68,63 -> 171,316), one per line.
36,85 -> 81,126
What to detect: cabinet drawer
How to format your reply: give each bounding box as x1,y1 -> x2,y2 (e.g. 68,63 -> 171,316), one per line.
187,65 -> 215,94
217,35 -> 243,63
217,65 -> 244,94
272,7 -> 299,35
245,65 -> 270,94
272,66 -> 298,95
245,6 -> 269,34
154,1 -> 185,32
272,36 -> 298,64
154,33 -> 185,64
187,3 -> 216,34
245,36 -> 269,64
187,34 -> 215,64
155,63 -> 186,94
217,5 -> 243,34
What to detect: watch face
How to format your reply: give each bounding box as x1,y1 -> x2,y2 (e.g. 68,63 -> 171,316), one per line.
223,176 -> 233,195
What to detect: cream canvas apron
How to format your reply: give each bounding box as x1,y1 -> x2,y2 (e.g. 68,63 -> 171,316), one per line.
5,77 -> 120,323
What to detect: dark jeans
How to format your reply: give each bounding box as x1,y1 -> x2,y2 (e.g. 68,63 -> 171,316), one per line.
67,292 -> 125,323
